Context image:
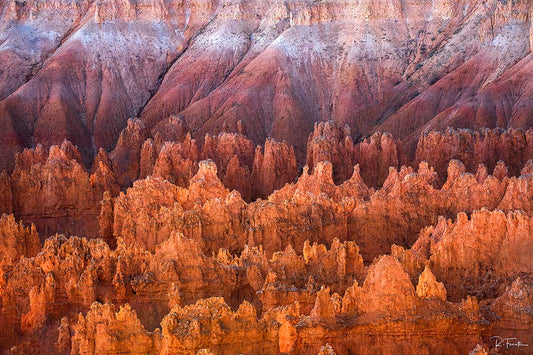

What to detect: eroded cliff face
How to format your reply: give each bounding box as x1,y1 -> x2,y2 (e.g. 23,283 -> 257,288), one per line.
3,127 -> 533,258
0,0 -> 218,169
1,1 -> 533,350
117,120 -> 298,200
2,0 -> 533,170
412,209 -> 533,302
0,214 -> 39,264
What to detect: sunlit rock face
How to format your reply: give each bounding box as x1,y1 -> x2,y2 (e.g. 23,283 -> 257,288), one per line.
1,128 -> 532,353
1,0 -> 533,354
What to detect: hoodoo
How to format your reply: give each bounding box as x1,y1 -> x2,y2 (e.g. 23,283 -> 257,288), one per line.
0,0 -> 532,353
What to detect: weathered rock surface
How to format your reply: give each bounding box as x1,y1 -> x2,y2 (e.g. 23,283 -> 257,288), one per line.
251,138 -> 299,200
0,0 -> 217,169
6,141 -> 119,239
106,150 -> 533,263
3,0 -> 533,173
415,128 -> 533,179
66,252 -> 490,354
306,121 -> 405,187
134,126 -> 297,201
1,0 -> 533,351
0,171 -> 12,214
110,119 -> 149,188
411,209 -> 533,301
1,227 -> 503,354
0,214 -> 39,264
1,195 -> 531,354
1,138 -> 530,353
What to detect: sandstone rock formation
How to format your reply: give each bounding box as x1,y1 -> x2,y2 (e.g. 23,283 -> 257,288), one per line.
64,250 -> 489,354
306,121 -> 404,187
0,171 -> 12,214
0,214 -> 39,264
2,1 -> 533,350
0,136 -> 530,353
251,139 -> 299,200
415,128 -> 533,179
110,119 -> 149,187
411,209 -> 533,301
135,127 -> 297,201
103,148 -> 533,263
7,141 -> 119,239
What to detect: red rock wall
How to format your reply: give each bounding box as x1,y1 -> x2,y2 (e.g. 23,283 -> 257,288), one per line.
415,128 -> 533,179
306,121 -> 405,187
